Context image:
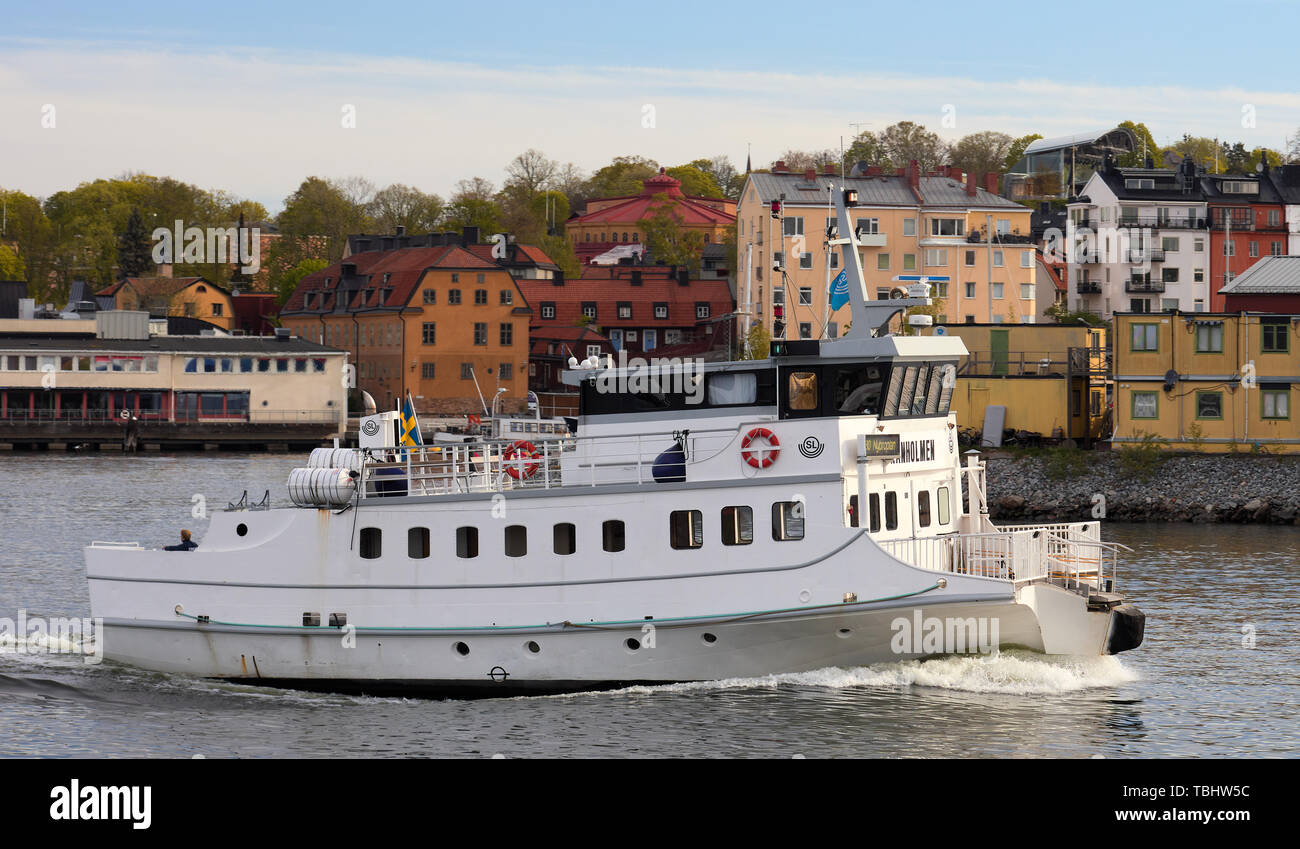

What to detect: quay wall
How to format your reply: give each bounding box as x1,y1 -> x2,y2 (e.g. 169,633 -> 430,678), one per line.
986,452 -> 1300,524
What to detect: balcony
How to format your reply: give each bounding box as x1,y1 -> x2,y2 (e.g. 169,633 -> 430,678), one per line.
1076,280 -> 1102,294
856,232 -> 887,247
1125,277 -> 1166,294
1116,216 -> 1208,230
967,231 -> 1035,244
1126,248 -> 1166,263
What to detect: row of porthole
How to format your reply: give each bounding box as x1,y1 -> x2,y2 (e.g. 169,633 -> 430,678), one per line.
448,633 -> 721,657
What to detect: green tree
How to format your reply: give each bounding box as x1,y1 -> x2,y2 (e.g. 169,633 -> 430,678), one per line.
1169,134 -> 1221,171
1044,301 -> 1103,325
276,176 -> 374,261
274,257 -> 330,306
637,194 -> 706,268
117,207 -> 153,278
1115,121 -> 1161,167
740,322 -> 771,360
845,131 -> 885,170
368,184 -> 444,234
1221,141 -> 1250,174
0,244 -> 24,280
0,190 -> 55,299
877,121 -> 948,171
1003,133 -> 1043,172
585,156 -> 659,199
949,131 -> 1014,179
666,163 -> 723,198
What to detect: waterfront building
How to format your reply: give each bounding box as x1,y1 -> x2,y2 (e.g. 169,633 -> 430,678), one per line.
0,310 -> 346,448
516,263 -> 736,360
1219,255 -> 1300,312
96,277 -> 236,331
736,161 -> 1034,339
278,237 -> 535,415
1003,127 -> 1138,202
1067,159 -> 1210,318
567,169 -> 736,266
918,322 -> 1109,442
1112,311 -> 1298,452
1201,169 -> 1287,312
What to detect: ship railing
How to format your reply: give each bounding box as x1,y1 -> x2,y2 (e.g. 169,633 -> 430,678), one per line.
877,525 -> 1126,589
358,426 -> 744,497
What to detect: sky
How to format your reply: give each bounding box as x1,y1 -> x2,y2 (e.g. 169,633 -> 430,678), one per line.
2,0 -> 1299,214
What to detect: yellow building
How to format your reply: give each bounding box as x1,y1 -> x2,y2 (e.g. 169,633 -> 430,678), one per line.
97,277 -> 235,331
736,162 -> 1035,340
1113,312 -> 1298,452
919,323 -> 1109,441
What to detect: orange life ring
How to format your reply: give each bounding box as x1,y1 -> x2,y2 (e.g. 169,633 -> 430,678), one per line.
741,427 -> 780,469
503,440 -> 541,480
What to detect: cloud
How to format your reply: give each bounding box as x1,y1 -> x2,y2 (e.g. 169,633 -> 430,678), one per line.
2,38 -> 1296,211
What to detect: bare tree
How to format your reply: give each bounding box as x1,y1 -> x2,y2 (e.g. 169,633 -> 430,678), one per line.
948,131 -> 1015,179
453,177 -> 496,203
505,149 -> 559,195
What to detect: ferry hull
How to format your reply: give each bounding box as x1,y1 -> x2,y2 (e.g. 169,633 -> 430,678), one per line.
94,591 -> 1115,698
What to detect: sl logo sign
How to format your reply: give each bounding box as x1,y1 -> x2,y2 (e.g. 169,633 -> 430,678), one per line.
798,436 -> 824,459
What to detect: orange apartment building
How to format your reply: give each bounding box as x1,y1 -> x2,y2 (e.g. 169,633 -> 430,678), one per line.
736,161 -> 1036,339
279,244 -> 532,415
97,277 -> 236,331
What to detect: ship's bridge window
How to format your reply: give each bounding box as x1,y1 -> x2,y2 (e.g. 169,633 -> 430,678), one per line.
721,506 -> 753,545
603,520 -> 626,552
937,486 -> 951,525
869,494 -> 881,533
832,364 -> 887,415
359,527 -> 381,559
707,372 -> 757,405
917,491 -> 931,528
669,510 -> 704,550
771,502 -> 805,541
885,492 -> 898,531
882,362 -> 956,418
788,372 -> 818,410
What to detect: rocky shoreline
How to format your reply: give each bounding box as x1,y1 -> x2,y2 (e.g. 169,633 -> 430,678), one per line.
985,452 -> 1300,524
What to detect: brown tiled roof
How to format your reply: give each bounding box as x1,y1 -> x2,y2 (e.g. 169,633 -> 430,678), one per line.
280,245 -> 500,314
518,266 -> 734,330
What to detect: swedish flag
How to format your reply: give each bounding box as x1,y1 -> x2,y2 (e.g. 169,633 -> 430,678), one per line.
399,392 -> 423,448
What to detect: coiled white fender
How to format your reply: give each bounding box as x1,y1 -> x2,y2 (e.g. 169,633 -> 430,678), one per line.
287,467 -> 356,507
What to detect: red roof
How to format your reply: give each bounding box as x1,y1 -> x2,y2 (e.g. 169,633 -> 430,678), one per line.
571,170 -> 736,227
528,325 -> 612,358
281,245 -> 499,314
462,243 -> 559,268
517,266 -> 734,330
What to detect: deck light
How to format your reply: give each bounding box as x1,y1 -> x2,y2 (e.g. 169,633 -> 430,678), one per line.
770,200 -> 782,218
843,188 -> 858,207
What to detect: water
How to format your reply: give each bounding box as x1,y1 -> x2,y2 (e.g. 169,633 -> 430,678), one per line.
0,453 -> 1296,758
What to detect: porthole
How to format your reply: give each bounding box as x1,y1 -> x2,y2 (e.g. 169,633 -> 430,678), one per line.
702,633 -> 717,644
525,641 -> 541,654
236,523 -> 248,536
837,628 -> 852,638
453,641 -> 470,656
625,638 -> 641,651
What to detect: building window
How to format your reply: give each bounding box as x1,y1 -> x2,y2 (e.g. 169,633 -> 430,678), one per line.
929,218 -> 964,236
902,218 -> 916,236
423,289 -> 436,304
965,282 -> 976,299
359,527 -> 381,560
964,249 -> 976,267
474,289 -> 488,305
541,302 -> 556,319
1020,283 -> 1033,300
582,303 -> 597,319
1262,319 -> 1289,353
1271,241 -> 1283,256
783,217 -> 804,237
499,363 -> 513,380
460,362 -> 474,379
799,322 -> 812,339
451,273 -> 459,282
1224,241 -> 1235,257
1194,238 -> 1204,252
476,273 -> 485,283
474,323 -> 487,345
1162,267 -> 1179,283
1262,389 -> 1290,420
617,302 -> 632,319
1196,391 -> 1223,420
602,520 -> 625,552
587,344 -> 602,359
798,288 -> 812,306
903,253 -> 916,270
1132,391 -> 1158,419
696,303 -> 710,319
721,506 -> 753,545
1249,241 -> 1259,258
991,283 -> 1004,299
1162,237 -> 1180,252
877,253 -> 890,270
1020,251 -> 1032,268
1131,323 -> 1158,352
1194,268 -> 1205,282
421,362 -> 435,379
448,289 -> 461,304
653,303 -> 668,319
771,501 -> 805,541
924,248 -> 947,267
422,322 -> 436,344
992,250 -> 1004,267
499,323 -> 513,345
799,252 -> 813,269
830,252 -> 839,269
1195,323 -> 1223,352
408,527 -> 430,559
669,510 -> 704,549
456,526 -> 478,558
500,290 -> 513,305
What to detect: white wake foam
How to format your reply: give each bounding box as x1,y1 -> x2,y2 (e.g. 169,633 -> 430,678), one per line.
578,651 -> 1139,699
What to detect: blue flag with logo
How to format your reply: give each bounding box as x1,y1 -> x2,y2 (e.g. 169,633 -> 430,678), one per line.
829,267 -> 850,311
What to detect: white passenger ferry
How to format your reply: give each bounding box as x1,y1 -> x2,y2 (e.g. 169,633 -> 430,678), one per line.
84,191 -> 1143,697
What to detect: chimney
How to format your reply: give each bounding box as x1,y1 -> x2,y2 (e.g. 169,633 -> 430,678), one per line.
677,268 -> 690,287
461,226 -> 480,246
866,165 -> 882,177
965,171 -> 978,197
907,160 -> 920,189
804,168 -> 816,182
773,160 -> 789,173
823,163 -> 836,176
630,270 -> 642,286
983,172 -> 999,194
395,225 -> 406,237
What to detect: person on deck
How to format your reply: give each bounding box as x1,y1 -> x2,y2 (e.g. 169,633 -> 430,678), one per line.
164,529 -> 197,551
